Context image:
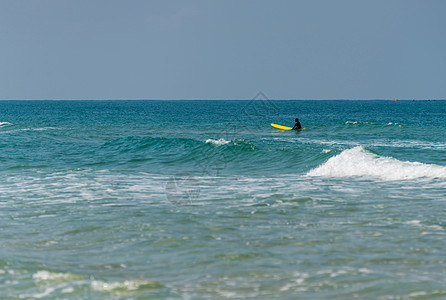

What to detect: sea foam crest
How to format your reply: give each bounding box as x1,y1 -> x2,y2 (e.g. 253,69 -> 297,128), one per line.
205,138 -> 231,146
0,122 -> 13,127
307,146 -> 446,180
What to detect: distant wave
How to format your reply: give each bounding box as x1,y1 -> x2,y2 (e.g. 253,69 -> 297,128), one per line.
345,121 -> 406,127
0,122 -> 13,127
0,127 -> 58,135
370,140 -> 446,150
307,146 -> 446,180
296,137 -> 446,151
21,127 -> 58,131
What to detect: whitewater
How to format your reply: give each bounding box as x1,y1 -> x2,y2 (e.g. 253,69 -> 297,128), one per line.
307,146 -> 446,180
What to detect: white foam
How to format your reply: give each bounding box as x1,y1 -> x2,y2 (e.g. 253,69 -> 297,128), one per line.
33,270 -> 82,282
0,122 -> 13,126
300,137 -> 446,151
307,146 -> 446,181
33,270 -> 72,281
91,279 -> 162,292
345,121 -> 405,126
0,127 -> 58,135
373,140 -> 446,150
206,138 -> 231,146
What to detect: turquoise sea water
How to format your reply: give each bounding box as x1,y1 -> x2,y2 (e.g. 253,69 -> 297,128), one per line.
1,100 -> 446,299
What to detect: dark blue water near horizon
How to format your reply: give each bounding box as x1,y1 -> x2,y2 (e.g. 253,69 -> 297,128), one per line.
1,100 -> 446,298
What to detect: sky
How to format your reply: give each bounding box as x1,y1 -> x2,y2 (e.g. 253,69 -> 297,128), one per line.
1,0 -> 445,100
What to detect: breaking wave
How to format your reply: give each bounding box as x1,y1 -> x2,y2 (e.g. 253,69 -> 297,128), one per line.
307,146 -> 446,181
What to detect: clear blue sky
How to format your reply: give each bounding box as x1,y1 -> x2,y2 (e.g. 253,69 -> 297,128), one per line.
1,0 -> 445,100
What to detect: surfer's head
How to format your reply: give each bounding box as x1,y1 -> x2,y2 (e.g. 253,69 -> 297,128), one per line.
295,118 -> 299,122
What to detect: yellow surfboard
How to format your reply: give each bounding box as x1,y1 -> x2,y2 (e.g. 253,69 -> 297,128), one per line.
271,123 -> 292,130
271,123 -> 305,130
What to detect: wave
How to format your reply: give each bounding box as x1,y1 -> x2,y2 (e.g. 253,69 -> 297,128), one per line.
0,125 -> 58,134
307,146 -> 446,180
100,136 -> 256,153
100,136 -> 203,153
345,121 -> 406,127
370,140 -> 446,150
296,136 -> 446,151
87,136 -> 286,176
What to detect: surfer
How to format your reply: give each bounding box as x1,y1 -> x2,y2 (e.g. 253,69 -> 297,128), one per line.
292,118 -> 302,130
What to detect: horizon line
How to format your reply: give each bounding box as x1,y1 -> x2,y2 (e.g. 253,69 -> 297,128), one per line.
0,98 -> 444,101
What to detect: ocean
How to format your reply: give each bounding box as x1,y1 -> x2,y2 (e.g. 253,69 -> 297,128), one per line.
1,99 -> 446,299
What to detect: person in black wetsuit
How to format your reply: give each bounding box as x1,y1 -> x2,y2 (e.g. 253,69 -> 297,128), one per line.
292,118 -> 302,130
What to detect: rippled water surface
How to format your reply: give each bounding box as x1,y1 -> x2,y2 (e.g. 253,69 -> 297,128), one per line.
1,100 -> 446,299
